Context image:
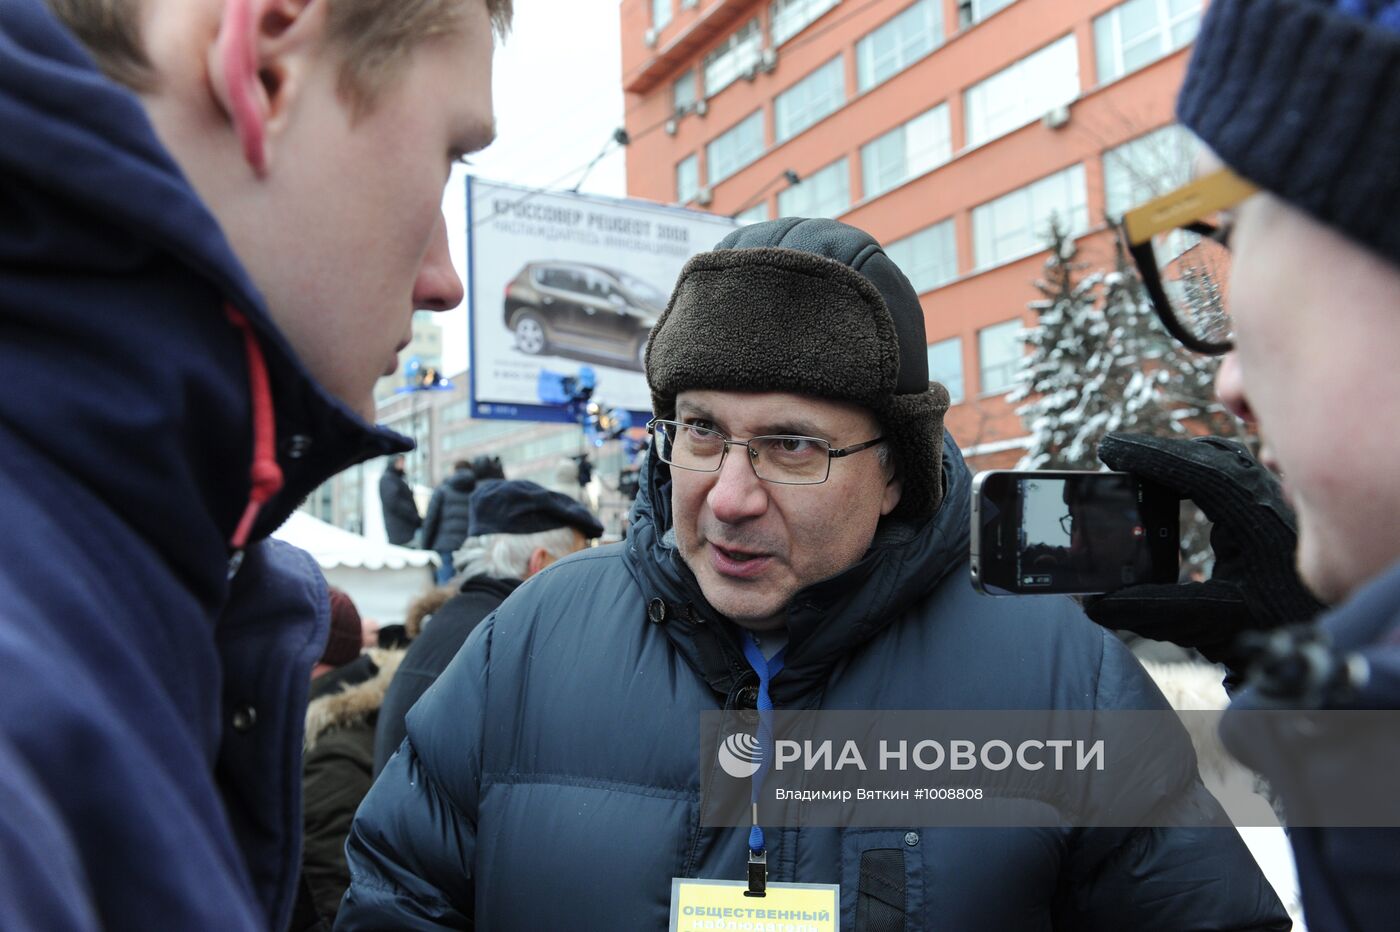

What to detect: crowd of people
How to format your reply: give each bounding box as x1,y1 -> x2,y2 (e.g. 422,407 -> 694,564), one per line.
294,480 -> 603,926
2,0 -> 1398,929
380,453 -> 514,585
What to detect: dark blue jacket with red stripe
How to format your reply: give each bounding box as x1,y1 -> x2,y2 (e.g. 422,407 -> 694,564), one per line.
0,2 -> 408,928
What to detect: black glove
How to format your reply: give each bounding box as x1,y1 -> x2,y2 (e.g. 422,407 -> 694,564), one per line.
1081,432 -> 1326,671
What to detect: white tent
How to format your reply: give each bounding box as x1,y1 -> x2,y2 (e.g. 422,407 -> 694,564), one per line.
272,509 -> 437,626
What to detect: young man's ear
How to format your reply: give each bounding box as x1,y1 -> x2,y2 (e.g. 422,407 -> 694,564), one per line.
208,0 -> 329,176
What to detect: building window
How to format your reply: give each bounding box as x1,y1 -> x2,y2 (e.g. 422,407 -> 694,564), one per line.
1102,123 -> 1196,220
978,319 -> 1023,395
771,0 -> 841,46
972,164 -> 1088,270
442,400 -> 473,422
706,111 -> 765,185
653,0 -> 672,31
778,158 -> 849,219
964,34 -> 1079,148
774,56 -> 845,143
734,202 -> 771,224
704,18 -> 763,98
1095,0 -> 1202,85
341,464 -> 364,534
676,154 -> 700,204
926,337 -> 964,402
441,419 -> 525,452
859,103 -> 950,199
958,0 -> 1017,28
856,0 -> 943,93
885,219 -> 958,294
673,70 -> 697,113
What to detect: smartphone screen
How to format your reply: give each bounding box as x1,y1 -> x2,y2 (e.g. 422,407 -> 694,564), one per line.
971,470 -> 1179,596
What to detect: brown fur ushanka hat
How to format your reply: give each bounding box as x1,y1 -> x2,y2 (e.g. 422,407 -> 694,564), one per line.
646,218 -> 950,521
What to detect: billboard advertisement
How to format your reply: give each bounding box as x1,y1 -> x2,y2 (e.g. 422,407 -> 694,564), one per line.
467,177 -> 738,422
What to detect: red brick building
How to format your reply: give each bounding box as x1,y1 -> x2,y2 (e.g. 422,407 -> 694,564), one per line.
620,0 -> 1203,466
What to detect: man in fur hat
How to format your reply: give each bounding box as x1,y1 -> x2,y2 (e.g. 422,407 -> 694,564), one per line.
338,219 -> 1284,929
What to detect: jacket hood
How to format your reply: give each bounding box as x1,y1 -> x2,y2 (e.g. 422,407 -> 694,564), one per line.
622,431 -> 971,702
305,648 -> 403,750
0,1 -> 409,609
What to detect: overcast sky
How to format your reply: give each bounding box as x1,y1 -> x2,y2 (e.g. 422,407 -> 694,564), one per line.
438,1 -> 629,375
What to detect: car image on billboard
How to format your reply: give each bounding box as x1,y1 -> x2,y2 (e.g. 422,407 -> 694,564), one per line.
504,261 -> 666,373
469,177 -> 738,419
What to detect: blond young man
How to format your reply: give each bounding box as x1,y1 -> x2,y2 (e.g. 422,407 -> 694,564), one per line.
0,0 -> 508,927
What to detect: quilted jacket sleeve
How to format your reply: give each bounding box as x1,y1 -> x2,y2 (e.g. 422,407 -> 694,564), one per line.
336,619 -> 495,930
1060,631 -> 1291,931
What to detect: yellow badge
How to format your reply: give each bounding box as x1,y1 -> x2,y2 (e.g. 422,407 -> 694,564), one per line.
669,878 -> 839,931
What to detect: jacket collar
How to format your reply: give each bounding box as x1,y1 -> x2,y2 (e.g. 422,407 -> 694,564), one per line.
459,574 -> 525,600
305,649 -> 404,751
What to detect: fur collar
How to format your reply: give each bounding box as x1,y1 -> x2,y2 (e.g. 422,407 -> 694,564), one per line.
304,648 -> 404,751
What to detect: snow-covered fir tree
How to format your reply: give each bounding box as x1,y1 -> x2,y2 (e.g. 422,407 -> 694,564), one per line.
1008,220 -> 1107,470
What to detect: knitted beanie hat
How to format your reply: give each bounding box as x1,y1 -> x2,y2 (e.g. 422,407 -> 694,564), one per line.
1177,0 -> 1400,267
646,218 -> 951,521
321,586 -> 363,668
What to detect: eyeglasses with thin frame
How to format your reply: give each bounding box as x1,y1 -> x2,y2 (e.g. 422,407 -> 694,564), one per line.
647,418 -> 884,486
1121,166 -> 1260,356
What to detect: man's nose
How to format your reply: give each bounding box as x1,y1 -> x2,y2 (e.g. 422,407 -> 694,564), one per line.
1215,351 -> 1255,423
707,444 -> 769,524
413,213 -> 464,312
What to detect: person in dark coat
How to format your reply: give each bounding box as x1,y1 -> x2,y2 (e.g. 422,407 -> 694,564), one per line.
470,454 -> 507,486
379,455 -> 422,547
374,481 -> 604,774
339,220 -> 1287,929
421,460 -> 477,583
1078,2 -> 1400,929
296,589 -> 403,926
289,588 -> 374,929
299,651 -> 402,924
0,0 -> 508,928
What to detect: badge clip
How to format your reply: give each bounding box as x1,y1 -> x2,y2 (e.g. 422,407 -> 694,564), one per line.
745,848 -> 767,897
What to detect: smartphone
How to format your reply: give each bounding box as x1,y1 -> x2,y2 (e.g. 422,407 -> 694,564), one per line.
970,470 -> 1179,596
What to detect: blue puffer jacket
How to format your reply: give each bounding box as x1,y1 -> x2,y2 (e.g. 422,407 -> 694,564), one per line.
0,3 -> 408,929
340,435 -> 1288,930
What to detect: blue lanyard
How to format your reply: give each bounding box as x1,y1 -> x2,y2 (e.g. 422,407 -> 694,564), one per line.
741,634 -> 785,856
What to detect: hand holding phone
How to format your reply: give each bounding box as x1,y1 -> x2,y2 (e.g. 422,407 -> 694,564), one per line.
971,469 -> 1179,596
1080,433 -> 1325,672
